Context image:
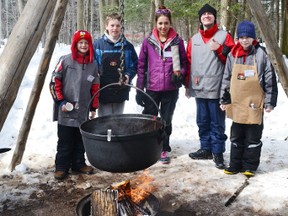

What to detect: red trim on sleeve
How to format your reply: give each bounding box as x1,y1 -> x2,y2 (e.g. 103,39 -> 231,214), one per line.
91,83 -> 100,109
54,78 -> 64,101
185,38 -> 192,88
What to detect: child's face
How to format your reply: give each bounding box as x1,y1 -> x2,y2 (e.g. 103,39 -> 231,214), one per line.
105,19 -> 121,39
77,39 -> 89,54
239,36 -> 254,50
156,15 -> 171,37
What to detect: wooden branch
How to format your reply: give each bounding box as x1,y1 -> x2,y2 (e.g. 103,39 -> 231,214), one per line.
9,0 -> 69,171
247,0 -> 288,97
0,0 -> 57,132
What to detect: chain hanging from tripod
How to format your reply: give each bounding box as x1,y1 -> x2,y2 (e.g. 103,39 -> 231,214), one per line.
118,0 -> 126,83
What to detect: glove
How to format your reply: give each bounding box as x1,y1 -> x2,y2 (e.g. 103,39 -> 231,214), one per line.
221,89 -> 231,104
171,73 -> 183,88
136,91 -> 145,107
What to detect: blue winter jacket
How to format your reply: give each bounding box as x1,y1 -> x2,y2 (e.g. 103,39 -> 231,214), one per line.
93,34 -> 138,103
93,34 -> 138,82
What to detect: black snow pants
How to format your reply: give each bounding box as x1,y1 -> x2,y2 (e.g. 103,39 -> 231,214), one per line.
229,122 -> 263,171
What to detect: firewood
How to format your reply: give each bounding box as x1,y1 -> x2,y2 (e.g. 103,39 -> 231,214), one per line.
90,189 -> 118,216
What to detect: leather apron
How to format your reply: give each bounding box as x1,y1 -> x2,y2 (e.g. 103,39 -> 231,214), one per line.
226,55 -> 264,125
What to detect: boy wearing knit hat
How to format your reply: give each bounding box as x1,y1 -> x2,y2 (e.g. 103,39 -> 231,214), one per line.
185,4 -> 235,169
49,30 -> 100,180
220,20 -> 278,177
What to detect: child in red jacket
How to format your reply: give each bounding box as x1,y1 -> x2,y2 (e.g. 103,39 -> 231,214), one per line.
49,30 -> 100,180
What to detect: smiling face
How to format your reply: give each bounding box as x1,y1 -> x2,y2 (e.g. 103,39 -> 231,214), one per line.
105,19 -> 122,40
200,12 -> 215,30
238,36 -> 254,50
77,39 -> 89,54
156,15 -> 171,37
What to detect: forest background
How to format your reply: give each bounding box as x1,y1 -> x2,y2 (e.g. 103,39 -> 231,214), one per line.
1,0 -> 288,55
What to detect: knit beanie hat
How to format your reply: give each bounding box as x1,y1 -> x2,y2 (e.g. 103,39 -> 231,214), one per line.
237,20 -> 256,39
198,3 -> 217,21
71,30 -> 94,63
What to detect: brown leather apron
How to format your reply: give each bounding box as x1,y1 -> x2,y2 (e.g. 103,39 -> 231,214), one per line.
226,55 -> 264,125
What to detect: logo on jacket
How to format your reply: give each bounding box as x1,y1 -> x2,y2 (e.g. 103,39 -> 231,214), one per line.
110,60 -> 118,67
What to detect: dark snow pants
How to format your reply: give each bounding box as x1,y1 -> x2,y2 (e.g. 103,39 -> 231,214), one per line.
195,98 -> 227,154
143,90 -> 179,152
229,122 -> 263,171
55,124 -> 86,172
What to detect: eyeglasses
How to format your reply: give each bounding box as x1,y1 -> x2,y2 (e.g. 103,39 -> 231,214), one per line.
155,9 -> 171,15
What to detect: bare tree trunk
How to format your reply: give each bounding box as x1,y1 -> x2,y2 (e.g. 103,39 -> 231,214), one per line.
243,0 -> 252,20
0,0 -> 2,43
71,0 -> 76,37
0,0 -> 57,132
247,0 -> 288,97
5,0 -> 9,38
90,0 -> 94,35
149,0 -> 155,32
229,0 -> 238,38
17,0 -> 27,13
220,0 -> 229,30
154,0 -> 164,9
281,0 -> 288,56
109,0 -> 119,7
9,0 -> 70,171
183,18 -> 190,43
274,0 -> 280,42
77,0 -> 84,29
99,0 -> 105,35
84,0 -> 90,30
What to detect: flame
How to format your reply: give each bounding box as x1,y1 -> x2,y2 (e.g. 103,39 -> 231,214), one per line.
111,170 -> 155,204
130,171 -> 155,203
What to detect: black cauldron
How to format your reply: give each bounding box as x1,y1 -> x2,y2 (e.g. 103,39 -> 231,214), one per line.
80,114 -> 164,172
80,83 -> 164,173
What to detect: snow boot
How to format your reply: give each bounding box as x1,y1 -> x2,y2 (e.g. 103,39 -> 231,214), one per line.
224,167 -> 240,175
213,153 -> 225,169
189,149 -> 213,160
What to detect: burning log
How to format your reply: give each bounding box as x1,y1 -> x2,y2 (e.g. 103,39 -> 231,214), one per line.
90,173 -> 156,216
112,180 -> 149,215
90,189 -> 118,216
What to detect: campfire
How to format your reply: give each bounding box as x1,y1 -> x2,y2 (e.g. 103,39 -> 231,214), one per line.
76,172 -> 159,216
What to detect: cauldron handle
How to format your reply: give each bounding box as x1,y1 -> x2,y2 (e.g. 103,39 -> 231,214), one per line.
85,83 -> 163,121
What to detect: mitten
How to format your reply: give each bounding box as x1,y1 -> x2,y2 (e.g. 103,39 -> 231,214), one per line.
171,73 -> 183,88
221,89 -> 231,104
136,91 -> 145,107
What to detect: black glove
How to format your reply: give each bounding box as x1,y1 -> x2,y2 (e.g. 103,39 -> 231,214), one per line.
171,73 -> 183,88
221,89 -> 231,104
136,91 -> 145,107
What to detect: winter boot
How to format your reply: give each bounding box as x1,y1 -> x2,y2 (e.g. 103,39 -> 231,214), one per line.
54,170 -> 68,180
213,153 -> 225,169
224,167 -> 240,175
189,149 -> 213,160
242,170 -> 255,177
160,151 -> 170,164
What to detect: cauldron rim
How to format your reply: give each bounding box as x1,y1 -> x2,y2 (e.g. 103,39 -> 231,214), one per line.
80,113 -> 164,140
